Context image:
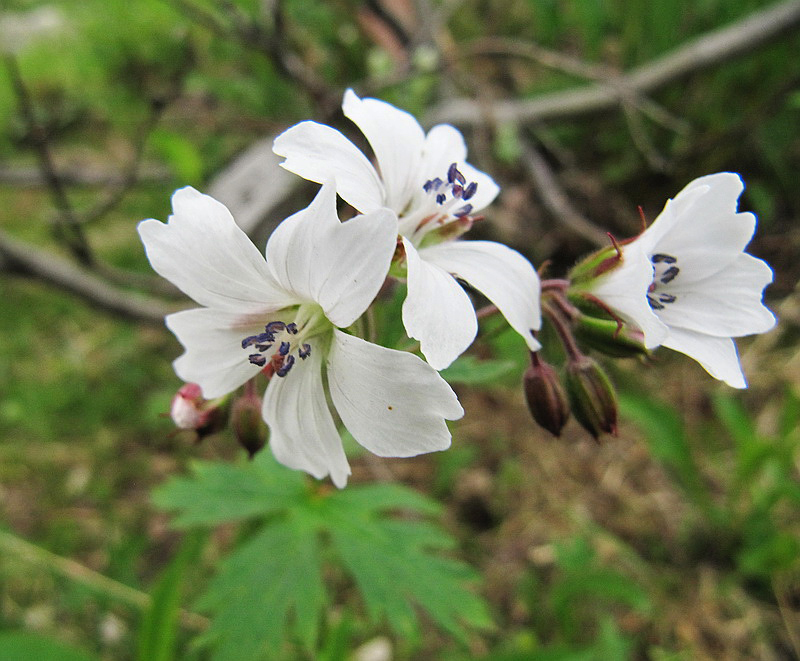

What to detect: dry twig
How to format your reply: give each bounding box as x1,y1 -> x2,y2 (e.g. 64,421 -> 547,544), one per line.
427,0 -> 800,125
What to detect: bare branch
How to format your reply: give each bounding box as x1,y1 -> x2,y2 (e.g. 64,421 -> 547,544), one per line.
0,165 -> 171,187
427,0 -> 800,126
5,54 -> 94,266
0,228 -> 175,325
520,143 -> 609,247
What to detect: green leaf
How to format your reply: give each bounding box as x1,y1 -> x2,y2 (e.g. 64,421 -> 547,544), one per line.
136,531 -> 205,661
0,632 -> 99,661
152,456 -> 306,527
158,460 -> 491,656
322,490 -> 493,645
441,355 -> 518,385
196,514 -> 325,661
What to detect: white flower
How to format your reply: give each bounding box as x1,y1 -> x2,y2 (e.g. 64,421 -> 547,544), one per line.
138,184 -> 463,487
273,89 -> 541,370
588,173 -> 776,388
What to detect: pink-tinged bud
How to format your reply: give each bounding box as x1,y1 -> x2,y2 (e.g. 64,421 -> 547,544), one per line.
230,389 -> 267,459
564,356 -> 618,440
169,383 -> 228,438
567,242 -> 623,286
573,315 -> 648,358
523,353 -> 570,437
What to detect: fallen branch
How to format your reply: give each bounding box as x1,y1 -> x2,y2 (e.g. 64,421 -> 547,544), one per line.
427,0 -> 800,126
0,228 -> 175,325
520,143 -> 609,247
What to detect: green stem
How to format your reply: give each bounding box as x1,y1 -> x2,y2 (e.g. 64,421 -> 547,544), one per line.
0,529 -> 209,632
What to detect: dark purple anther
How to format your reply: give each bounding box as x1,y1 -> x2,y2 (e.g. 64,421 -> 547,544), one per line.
254,343 -> 272,352
660,266 -> 679,284
462,182 -> 478,200
286,323 -> 298,334
436,193 -> 446,205
299,343 -> 311,359
241,335 -> 259,349
452,184 -> 463,198
248,354 -> 267,367
278,341 -> 290,356
276,355 -> 295,377
658,293 -> 677,304
455,204 -> 473,217
447,162 -> 458,184
265,321 -> 286,333
652,253 -> 677,264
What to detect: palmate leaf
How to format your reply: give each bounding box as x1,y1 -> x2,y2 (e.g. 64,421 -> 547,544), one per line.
196,514 -> 325,660
154,455 -> 492,660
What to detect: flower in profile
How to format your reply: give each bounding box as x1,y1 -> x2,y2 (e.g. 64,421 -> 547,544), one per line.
138,183 -> 463,487
273,89 -> 541,370
581,173 -> 775,388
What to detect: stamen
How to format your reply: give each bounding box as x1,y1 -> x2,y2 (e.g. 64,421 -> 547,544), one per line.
652,253 -> 677,264
421,162 -> 480,220
660,266 -> 679,284
241,317 -> 315,378
462,182 -> 477,200
658,293 -> 677,303
276,355 -> 295,377
249,353 -> 267,367
647,295 -> 665,310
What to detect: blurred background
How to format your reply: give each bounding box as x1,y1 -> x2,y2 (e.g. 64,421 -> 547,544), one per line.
1,0 -> 799,659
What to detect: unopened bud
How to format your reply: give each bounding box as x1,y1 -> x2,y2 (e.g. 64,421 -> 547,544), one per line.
573,315 -> 648,358
523,353 -> 569,437
568,242 -> 623,286
564,356 -> 618,440
170,383 -> 229,438
231,389 -> 267,459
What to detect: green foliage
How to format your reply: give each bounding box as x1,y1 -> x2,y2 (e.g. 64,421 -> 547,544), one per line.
621,390 -> 800,582
153,453 -> 493,659
0,632 -> 99,661
136,531 -> 206,661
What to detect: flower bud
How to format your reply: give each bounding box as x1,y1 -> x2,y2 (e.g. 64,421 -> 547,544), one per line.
523,353 -> 569,437
568,243 -> 623,286
564,356 -> 618,440
170,383 -> 229,438
230,389 -> 267,459
573,315 -> 648,358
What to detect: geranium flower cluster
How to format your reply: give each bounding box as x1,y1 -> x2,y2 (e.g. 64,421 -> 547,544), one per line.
139,90 -> 775,486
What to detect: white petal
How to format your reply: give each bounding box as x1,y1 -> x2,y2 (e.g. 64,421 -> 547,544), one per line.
137,187 -> 292,313
660,327 -> 747,388
265,183 -> 398,328
642,173 -> 757,280
166,308 -> 265,398
272,120 -> 385,213
342,89 -> 425,212
327,330 -> 463,457
420,240 -> 541,352
262,346 -> 351,487
655,253 -> 776,337
590,240 -> 668,348
401,238 -> 478,370
419,124 -> 468,181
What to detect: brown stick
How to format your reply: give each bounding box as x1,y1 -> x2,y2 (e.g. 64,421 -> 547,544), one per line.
426,0 -> 800,126
0,228 -> 175,325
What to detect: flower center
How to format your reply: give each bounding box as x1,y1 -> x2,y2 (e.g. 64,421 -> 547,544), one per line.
240,306 -> 325,377
647,253 -> 680,310
422,162 -> 478,219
